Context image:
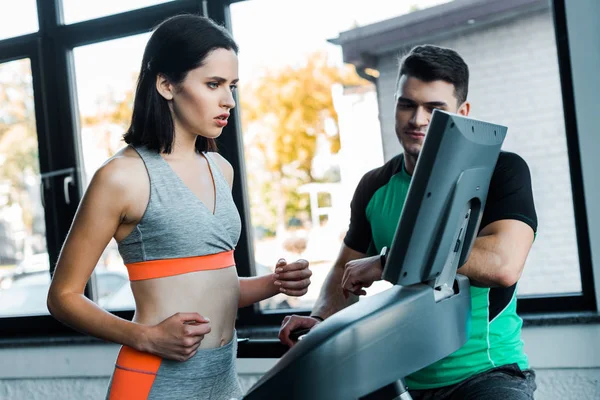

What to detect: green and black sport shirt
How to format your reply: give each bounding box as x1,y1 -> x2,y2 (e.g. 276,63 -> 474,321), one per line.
343,151 -> 537,390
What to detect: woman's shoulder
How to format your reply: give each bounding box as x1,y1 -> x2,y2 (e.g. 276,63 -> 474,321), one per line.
90,145 -> 148,194
206,152 -> 234,187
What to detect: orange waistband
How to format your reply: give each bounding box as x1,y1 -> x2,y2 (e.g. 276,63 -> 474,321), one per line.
125,250 -> 235,281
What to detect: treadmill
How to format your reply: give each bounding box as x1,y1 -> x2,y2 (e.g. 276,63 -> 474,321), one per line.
242,110 -> 508,400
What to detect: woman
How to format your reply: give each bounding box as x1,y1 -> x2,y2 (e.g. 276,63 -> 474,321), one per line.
47,14 -> 312,400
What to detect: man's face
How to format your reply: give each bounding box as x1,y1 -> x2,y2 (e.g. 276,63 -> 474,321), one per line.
394,75 -> 470,158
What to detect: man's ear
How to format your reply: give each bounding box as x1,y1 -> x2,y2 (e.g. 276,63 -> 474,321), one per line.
457,100 -> 470,117
156,74 -> 174,101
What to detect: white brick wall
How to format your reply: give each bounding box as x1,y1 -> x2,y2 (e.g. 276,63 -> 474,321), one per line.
375,10 -> 581,295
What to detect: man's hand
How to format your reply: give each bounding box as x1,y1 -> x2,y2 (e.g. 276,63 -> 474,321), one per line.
274,258 -> 312,297
279,315 -> 321,347
341,255 -> 383,298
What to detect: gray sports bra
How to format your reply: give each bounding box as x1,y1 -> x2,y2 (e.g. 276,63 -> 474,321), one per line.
117,145 -> 241,281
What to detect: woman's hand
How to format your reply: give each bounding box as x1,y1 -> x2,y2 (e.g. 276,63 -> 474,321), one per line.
142,312 -> 211,361
274,258 -> 312,296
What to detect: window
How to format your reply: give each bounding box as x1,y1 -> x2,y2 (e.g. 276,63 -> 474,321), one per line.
0,0 -> 596,340
61,0 -> 175,24
349,3 -> 582,298
0,0 -> 207,337
72,33 -> 152,311
230,0 -> 595,316
0,0 -> 38,40
442,10 -> 581,296
0,58 -> 49,317
230,0 -> 453,311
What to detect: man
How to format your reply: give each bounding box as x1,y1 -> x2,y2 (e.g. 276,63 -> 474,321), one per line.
279,45 -> 538,399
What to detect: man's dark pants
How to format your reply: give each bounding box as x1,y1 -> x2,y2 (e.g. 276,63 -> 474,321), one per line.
409,363 -> 536,400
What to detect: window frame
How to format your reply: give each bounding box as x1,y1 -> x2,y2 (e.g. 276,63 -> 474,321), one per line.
0,0 -> 596,341
230,0 -> 598,321
516,0 -> 596,314
232,0 -> 598,323
0,0 -> 209,339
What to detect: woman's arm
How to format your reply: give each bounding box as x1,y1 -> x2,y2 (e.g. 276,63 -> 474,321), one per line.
48,158 -> 148,348
210,154 -> 313,308
238,274 -> 280,308
238,259 -> 311,308
47,157 -> 209,361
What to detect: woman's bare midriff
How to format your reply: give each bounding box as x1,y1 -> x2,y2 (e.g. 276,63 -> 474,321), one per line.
130,266 -> 240,349
111,148 -> 240,349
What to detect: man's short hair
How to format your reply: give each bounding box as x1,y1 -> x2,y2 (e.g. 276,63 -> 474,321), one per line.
397,44 -> 469,105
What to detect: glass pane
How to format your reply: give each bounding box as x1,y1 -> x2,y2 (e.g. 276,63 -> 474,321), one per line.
0,0 -> 38,40
231,0 -> 451,311
73,34 -> 151,311
231,0 -> 583,312
444,11 -> 580,296
62,0 -> 175,24
0,58 -> 49,317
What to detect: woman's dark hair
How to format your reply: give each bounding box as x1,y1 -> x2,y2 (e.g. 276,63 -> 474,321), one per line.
124,14 -> 239,153
397,44 -> 469,106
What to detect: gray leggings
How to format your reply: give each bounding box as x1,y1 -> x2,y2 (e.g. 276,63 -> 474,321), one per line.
105,332 -> 243,400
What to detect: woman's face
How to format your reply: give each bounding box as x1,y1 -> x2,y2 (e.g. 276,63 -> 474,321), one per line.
159,48 -> 239,140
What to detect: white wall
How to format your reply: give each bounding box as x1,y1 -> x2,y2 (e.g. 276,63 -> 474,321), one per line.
521,324 -> 600,399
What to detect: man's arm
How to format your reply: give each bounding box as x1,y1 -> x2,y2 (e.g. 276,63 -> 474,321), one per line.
311,163 -> 385,317
340,218 -> 535,295
341,152 -> 538,294
279,244 -> 366,347
280,163 -> 384,346
458,152 -> 537,288
311,244 -> 366,319
457,219 -> 534,287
